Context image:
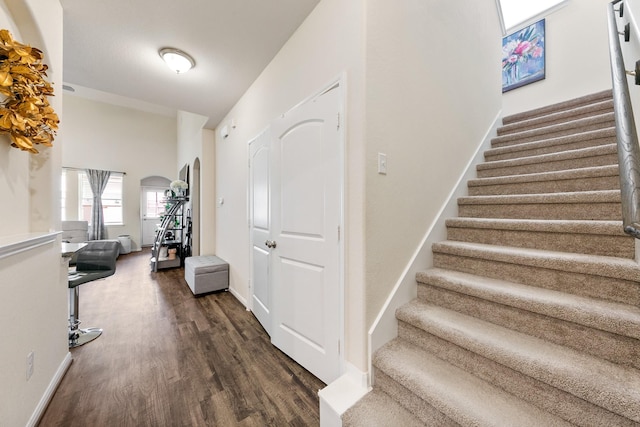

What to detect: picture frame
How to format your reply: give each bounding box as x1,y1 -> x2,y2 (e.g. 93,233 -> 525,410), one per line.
502,19 -> 546,92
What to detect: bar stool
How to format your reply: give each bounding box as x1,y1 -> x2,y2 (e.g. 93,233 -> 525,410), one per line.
68,240 -> 119,348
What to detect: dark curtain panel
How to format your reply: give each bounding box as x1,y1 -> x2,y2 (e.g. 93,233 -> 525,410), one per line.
86,169 -> 111,240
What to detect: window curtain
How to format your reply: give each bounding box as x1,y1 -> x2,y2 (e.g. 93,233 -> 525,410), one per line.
86,169 -> 111,240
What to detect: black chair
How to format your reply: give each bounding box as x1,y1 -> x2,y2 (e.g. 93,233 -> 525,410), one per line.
68,240 -> 119,348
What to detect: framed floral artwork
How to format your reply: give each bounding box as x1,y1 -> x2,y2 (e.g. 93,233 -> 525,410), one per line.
502,19 -> 545,92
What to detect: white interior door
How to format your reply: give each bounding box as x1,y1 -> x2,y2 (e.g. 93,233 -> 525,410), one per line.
141,187 -> 168,246
270,84 -> 343,384
249,129 -> 273,334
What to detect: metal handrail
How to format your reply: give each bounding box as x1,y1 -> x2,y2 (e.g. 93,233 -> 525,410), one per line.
607,0 -> 640,238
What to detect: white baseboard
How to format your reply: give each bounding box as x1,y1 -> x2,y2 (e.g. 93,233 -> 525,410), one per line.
27,352 -> 73,427
228,286 -> 248,308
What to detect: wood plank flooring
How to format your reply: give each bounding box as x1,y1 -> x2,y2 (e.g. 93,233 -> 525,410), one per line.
38,249 -> 325,426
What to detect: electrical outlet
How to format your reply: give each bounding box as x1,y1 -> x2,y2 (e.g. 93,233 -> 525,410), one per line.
26,351 -> 34,381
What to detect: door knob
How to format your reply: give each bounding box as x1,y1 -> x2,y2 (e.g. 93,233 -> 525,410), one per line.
265,240 -> 277,249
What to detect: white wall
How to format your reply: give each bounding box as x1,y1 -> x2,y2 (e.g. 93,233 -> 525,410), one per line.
363,0 -> 502,335
215,0 -> 367,367
0,1 -> 29,235
215,0 -> 502,374
201,129 -> 216,255
0,234 -> 69,427
502,0 -> 612,115
0,1 -> 69,425
176,110 -> 216,256
62,95 -> 177,250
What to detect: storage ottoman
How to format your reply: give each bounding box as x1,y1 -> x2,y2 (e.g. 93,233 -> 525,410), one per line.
184,255 -> 229,295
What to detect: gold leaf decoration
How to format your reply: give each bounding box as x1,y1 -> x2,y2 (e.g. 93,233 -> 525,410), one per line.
0,29 -> 59,153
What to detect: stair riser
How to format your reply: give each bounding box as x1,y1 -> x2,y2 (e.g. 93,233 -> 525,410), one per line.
432,252 -> 640,305
416,283 -> 640,369
502,91 -> 612,125
372,368 -> 455,426
478,151 -> 618,178
486,134 -> 616,161
397,323 -> 637,427
458,201 -> 621,221
492,118 -> 615,149
445,226 -> 634,258
468,175 -> 620,196
498,104 -> 614,137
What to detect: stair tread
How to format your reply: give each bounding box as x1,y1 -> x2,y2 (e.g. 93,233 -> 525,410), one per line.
458,189 -> 620,205
480,143 -> 617,171
361,91 -> 639,426
468,164 -> 619,187
417,267 -> 640,339
396,301 -> 640,421
498,99 -> 614,136
342,390 -> 425,427
444,217 -> 634,258
445,217 -> 626,235
432,240 -> 640,281
503,90 -> 613,125
492,112 -> 615,145
486,127 -> 616,157
375,339 -> 574,427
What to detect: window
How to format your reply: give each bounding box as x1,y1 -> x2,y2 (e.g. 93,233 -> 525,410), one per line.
78,171 -> 124,225
497,0 -> 567,32
145,190 -> 167,219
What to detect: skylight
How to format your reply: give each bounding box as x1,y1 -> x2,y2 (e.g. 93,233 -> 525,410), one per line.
497,0 -> 568,32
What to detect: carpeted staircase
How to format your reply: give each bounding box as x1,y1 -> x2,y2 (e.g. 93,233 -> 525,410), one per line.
342,90 -> 640,426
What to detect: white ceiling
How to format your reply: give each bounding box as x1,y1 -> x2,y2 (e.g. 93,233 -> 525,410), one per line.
59,0 -> 321,128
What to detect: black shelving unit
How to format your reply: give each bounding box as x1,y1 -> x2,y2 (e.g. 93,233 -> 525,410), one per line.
150,197 -> 188,272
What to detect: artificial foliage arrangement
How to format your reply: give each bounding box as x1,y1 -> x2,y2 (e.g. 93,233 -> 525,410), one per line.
170,179 -> 188,197
0,29 -> 59,153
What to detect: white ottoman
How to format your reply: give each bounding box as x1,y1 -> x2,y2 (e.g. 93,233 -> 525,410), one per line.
184,256 -> 229,295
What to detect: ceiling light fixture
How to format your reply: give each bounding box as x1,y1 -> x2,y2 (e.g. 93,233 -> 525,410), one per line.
159,47 -> 196,74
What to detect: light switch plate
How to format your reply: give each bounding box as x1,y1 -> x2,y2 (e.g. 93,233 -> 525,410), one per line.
378,153 -> 387,175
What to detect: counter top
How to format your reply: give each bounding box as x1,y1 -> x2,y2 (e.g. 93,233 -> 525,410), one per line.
61,242 -> 87,257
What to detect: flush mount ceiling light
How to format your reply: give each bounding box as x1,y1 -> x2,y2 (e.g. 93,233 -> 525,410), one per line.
159,47 -> 196,74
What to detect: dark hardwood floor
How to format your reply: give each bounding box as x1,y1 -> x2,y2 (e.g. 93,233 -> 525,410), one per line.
38,249 -> 325,426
